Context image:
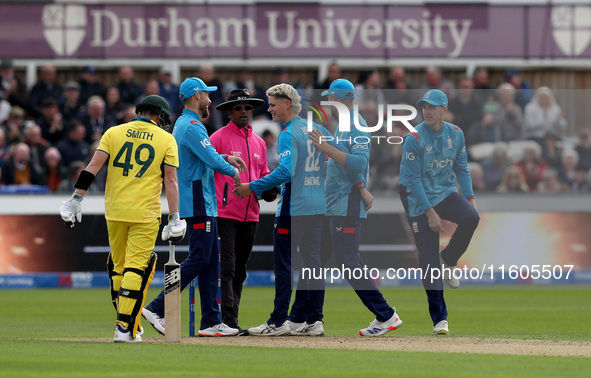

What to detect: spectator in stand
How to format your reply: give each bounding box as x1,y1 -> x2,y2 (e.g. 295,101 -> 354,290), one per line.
0,91 -> 10,125
232,68 -> 267,121
523,86 -> 567,144
314,62 -> 341,91
496,83 -> 524,142
119,105 -> 137,124
384,66 -> 412,104
575,131 -> 591,171
78,65 -> 103,104
30,65 -> 63,117
475,101 -> 501,144
56,160 -> 96,194
23,124 -> 48,178
447,76 -> 483,141
142,79 -> 160,98
198,65 -> 225,133
505,68 -> 533,110
467,162 -> 486,192
1,142 -> 43,185
0,59 -> 29,113
355,69 -> 385,110
496,165 -> 529,193
104,86 -> 123,123
558,149 -> 586,192
36,97 -> 64,144
481,142 -> 510,191
79,95 -> 116,144
116,66 -> 143,106
0,128 -> 9,168
421,66 -> 455,98
536,168 -> 566,194
2,106 -> 25,145
157,65 -> 181,119
55,121 -> 90,169
514,144 -> 548,191
472,68 -> 495,103
61,81 -> 83,123
43,147 -> 65,192
262,129 -> 279,171
541,132 -> 563,170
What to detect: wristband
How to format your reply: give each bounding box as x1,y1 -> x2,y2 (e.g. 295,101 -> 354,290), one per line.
356,182 -> 366,191
74,170 -> 95,191
466,196 -> 475,201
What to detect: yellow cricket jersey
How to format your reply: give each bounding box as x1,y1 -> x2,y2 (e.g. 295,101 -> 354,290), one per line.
97,117 -> 179,223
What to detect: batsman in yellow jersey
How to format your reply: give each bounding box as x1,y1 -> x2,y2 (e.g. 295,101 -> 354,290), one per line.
59,95 -> 187,343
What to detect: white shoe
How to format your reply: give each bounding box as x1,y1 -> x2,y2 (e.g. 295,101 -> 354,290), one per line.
198,323 -> 239,337
433,320 -> 449,335
248,321 -> 292,336
114,323 -> 142,343
286,320 -> 305,332
136,325 -> 144,336
292,321 -> 325,336
440,253 -> 460,289
360,311 -> 403,336
142,307 -> 165,335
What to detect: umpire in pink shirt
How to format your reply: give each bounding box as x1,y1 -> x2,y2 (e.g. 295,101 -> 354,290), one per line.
211,89 -> 274,335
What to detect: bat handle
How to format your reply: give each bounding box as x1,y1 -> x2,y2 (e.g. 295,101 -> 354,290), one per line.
168,241 -> 176,264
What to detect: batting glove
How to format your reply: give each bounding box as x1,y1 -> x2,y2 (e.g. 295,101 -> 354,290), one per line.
162,212 -> 187,244
60,193 -> 83,228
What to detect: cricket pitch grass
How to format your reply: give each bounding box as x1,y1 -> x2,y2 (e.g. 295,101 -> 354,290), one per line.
2,286 -> 590,377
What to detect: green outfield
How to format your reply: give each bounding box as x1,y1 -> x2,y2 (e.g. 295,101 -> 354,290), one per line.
1,286 -> 590,377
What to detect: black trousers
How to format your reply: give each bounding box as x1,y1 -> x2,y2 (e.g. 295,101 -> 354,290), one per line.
217,217 -> 258,328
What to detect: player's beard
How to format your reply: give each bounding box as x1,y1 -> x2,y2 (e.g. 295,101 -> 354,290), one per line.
200,101 -> 209,119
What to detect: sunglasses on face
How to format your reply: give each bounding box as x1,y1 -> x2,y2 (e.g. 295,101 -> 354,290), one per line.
233,105 -> 253,111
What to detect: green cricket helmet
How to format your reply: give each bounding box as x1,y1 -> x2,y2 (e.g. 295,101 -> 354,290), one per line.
135,95 -> 172,128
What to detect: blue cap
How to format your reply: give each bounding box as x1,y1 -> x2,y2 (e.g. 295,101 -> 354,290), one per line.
321,78 -> 355,99
82,65 -> 96,73
416,89 -> 448,107
179,77 -> 217,101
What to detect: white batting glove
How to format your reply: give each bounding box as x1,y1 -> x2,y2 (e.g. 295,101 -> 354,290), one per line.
60,193 -> 83,228
162,212 -> 187,244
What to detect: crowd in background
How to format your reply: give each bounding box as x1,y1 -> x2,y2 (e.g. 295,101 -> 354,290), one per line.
1,58 -> 590,195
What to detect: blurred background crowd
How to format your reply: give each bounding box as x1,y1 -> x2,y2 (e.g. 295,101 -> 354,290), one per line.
1,58 -> 589,195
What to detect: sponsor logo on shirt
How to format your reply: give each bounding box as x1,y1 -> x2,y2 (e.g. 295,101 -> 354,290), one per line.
279,150 -> 291,158
427,158 -> 454,168
405,152 -> 415,160
231,150 -> 241,157
426,146 -> 433,154
254,153 -> 261,159
201,138 -> 211,148
447,137 -> 453,149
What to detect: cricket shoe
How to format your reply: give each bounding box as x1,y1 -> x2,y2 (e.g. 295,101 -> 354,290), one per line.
142,307 -> 165,335
433,320 -> 449,335
248,321 -> 292,336
198,323 -> 239,337
292,321 -> 325,336
440,253 -> 460,289
114,323 -> 142,343
360,311 -> 403,336
286,320 -> 305,332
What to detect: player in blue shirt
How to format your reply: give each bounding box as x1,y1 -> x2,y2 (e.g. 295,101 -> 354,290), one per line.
234,83 -> 331,336
142,77 -> 247,337
309,79 -> 403,336
399,89 -> 480,335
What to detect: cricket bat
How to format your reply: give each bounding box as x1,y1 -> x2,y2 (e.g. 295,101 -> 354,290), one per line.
164,241 -> 181,343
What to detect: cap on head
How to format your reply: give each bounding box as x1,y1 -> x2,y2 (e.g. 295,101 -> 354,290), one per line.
216,88 -> 265,111
82,65 -> 96,74
64,81 -> 81,91
416,89 -> 448,107
179,77 -> 217,101
136,95 -> 171,127
0,58 -> 14,70
321,78 -> 355,100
